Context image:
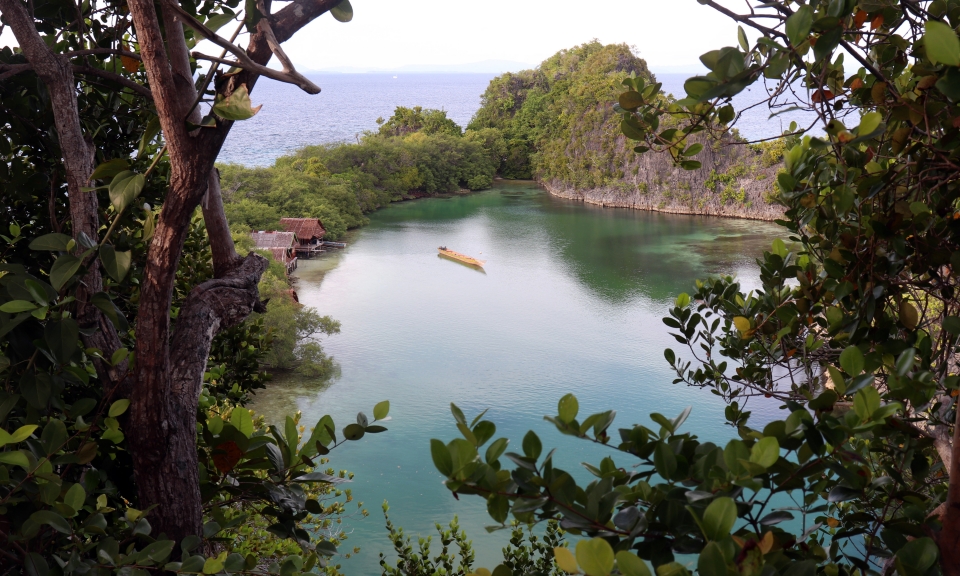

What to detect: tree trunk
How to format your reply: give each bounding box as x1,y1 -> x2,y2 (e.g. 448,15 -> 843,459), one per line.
940,407 -> 960,574
7,0 -> 346,545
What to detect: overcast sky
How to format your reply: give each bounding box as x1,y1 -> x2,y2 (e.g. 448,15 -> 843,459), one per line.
282,0 -> 740,71
0,0 -> 745,72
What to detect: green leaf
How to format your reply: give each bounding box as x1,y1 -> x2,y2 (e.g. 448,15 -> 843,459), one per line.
944,316 -> 960,335
40,419 -> 67,455
858,111 -> 883,135
343,423 -> 365,440
286,415 -> 300,459
854,386 -> 881,420
29,233 -> 74,251
786,5 -> 813,46
205,12 -> 236,33
733,316 -> 751,336
373,400 -> 390,420
202,556 -> 224,574
20,374 -> 51,409
472,420 -> 495,445
554,547 -> 578,573
50,254 -> 82,291
8,424 -> 38,443
91,293 -> 129,332
718,104 -> 735,124
697,542 -> 727,576
99,245 -> 132,283
749,436 -> 780,468
0,449 -> 29,469
936,67 -> 960,100
839,345 -> 864,376
108,171 -> 145,212
109,399 -> 130,417
675,293 -> 690,308
142,540 -> 176,563
896,537 -> 938,573
64,483 -> 86,511
616,551 -> 651,576
450,403 -> 467,426
522,430 -> 542,460
29,510 -> 72,534
0,300 -> 37,313
24,553 -> 48,576
653,443 -> 677,479
330,0 -> 353,22
618,91 -> 644,110
682,143 -> 703,156
212,84 -> 262,121
575,538 -> 614,576
485,437 -> 508,464
702,497 -> 737,540
771,238 -> 787,258
91,159 -> 130,181
620,119 -> 646,140
230,407 -> 253,437
558,393 -> 579,424
925,20 -> 960,66
737,25 -> 749,51
431,438 -> 453,475
45,318 -> 79,364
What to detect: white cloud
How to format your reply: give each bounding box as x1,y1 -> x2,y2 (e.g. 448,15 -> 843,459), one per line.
279,0 -> 743,71
2,0 -> 747,72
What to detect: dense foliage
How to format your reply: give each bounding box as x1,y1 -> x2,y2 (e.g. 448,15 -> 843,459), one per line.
432,1 -> 960,575
218,107 -> 496,239
0,0 -> 399,571
468,41 -> 654,184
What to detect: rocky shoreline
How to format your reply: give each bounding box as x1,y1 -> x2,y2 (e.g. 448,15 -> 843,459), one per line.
541,180 -> 784,221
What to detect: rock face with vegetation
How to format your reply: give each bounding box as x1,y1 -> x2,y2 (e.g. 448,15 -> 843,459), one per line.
470,41 -> 785,220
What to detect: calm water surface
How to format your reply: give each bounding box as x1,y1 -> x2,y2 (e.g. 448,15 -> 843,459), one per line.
249,182 -> 781,574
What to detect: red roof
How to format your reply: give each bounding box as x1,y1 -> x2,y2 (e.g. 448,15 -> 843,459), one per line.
250,231 -> 297,249
279,218 -> 326,241
268,247 -> 295,264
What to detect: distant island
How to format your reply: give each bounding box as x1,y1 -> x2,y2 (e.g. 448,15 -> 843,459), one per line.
218,41 -> 785,246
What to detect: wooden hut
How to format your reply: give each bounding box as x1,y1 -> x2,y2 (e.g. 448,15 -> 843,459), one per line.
279,218 -> 326,258
250,231 -> 298,274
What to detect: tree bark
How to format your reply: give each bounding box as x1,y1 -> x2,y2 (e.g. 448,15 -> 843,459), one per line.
130,253 -> 267,542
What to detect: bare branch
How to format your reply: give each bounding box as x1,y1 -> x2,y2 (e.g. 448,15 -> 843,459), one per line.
64,48 -> 141,61
697,0 -> 786,40
0,62 -> 33,81
161,0 -> 320,94
256,0 -> 298,76
72,65 -> 153,99
201,168 -> 242,276
270,0 -> 344,43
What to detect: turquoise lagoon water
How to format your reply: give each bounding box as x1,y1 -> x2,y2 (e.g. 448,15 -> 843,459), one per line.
249,182 -> 781,574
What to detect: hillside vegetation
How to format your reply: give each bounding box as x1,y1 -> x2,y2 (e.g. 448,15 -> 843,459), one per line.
470,41 -> 785,219
219,106 -> 496,239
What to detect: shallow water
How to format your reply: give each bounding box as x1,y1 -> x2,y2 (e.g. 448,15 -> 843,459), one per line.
249,182 -> 782,573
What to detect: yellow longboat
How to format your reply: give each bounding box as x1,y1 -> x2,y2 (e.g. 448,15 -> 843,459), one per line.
438,246 -> 485,267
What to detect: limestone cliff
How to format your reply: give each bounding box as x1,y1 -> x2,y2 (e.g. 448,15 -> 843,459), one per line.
469,41 -> 786,221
